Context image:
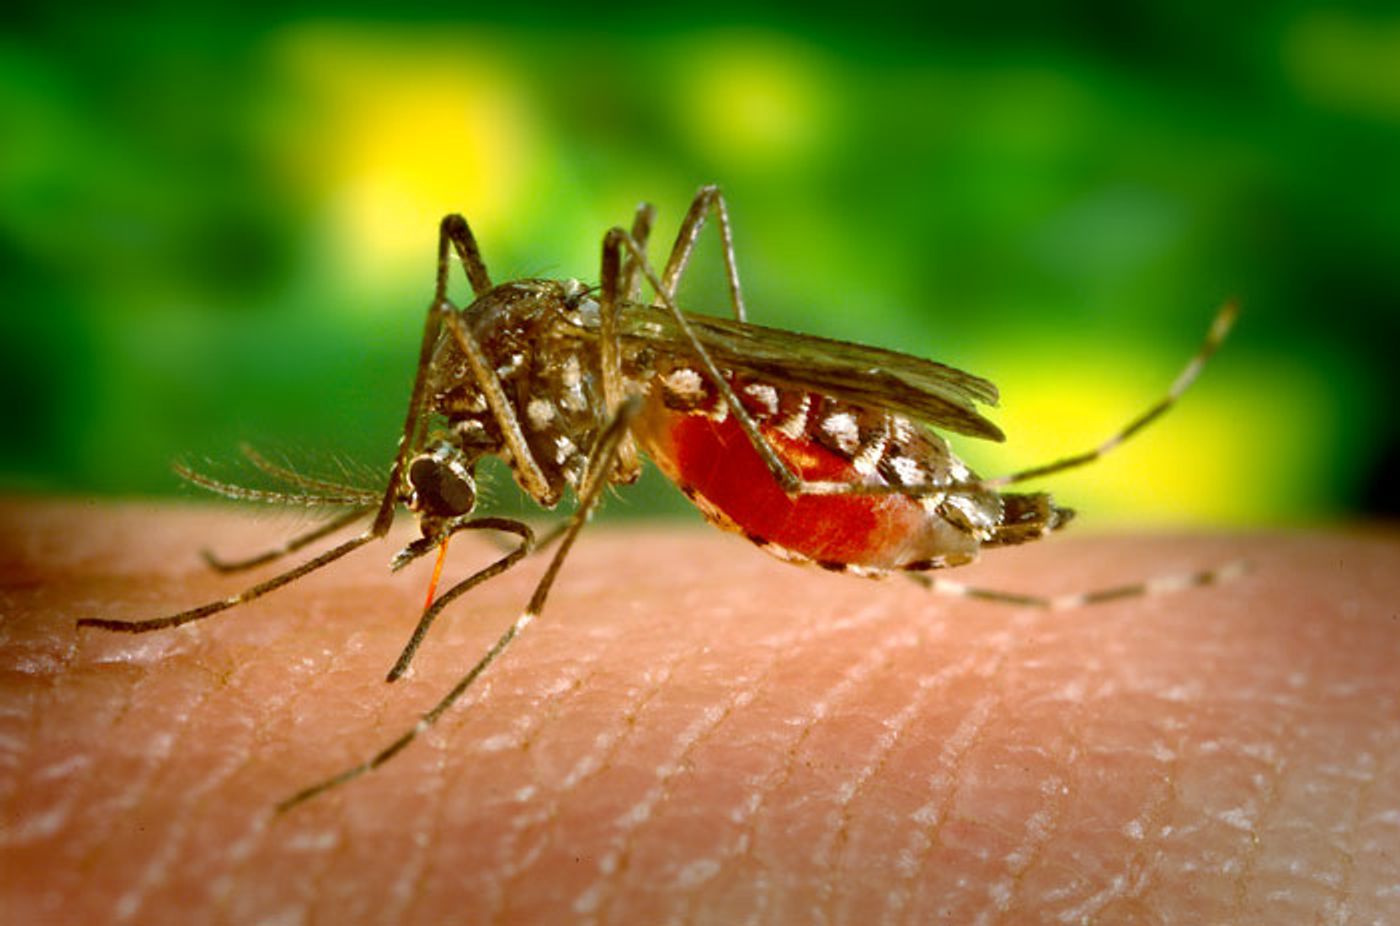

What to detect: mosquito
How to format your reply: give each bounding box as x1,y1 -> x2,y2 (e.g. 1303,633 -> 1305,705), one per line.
78,185 -> 1240,810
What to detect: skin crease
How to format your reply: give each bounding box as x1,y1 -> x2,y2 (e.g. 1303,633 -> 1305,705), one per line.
1,500 -> 1398,925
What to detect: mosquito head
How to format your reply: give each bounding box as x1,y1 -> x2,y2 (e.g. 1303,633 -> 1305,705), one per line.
407,441 -> 478,519
560,277 -> 600,312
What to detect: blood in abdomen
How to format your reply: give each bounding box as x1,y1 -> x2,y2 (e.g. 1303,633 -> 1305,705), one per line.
636,399 -> 938,570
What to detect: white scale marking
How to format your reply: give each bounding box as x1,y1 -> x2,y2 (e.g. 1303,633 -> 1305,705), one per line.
526,397 -> 557,429
820,411 -> 860,454
742,382 -> 779,416
661,367 -> 705,401
889,455 -> 926,486
774,394 -> 811,440
852,424 -> 889,477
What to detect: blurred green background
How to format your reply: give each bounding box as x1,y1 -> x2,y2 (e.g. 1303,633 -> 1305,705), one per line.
3,4 -> 1396,527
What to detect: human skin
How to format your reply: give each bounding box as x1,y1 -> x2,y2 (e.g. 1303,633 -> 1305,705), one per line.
1,499 -> 1397,924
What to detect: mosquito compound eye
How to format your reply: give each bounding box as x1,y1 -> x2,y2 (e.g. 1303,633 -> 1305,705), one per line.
408,446 -> 477,517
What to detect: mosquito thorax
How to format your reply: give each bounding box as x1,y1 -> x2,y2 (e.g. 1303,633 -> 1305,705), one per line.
423,278 -> 610,510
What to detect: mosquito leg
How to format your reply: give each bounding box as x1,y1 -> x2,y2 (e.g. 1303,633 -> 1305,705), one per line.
623,221 -> 1235,516
372,215 -> 504,533
202,506 -> 374,574
905,559 -> 1250,609
277,397 -> 643,812
441,312 -> 558,504
956,300 -> 1239,493
660,184 -> 748,321
77,528 -> 385,633
619,202 -> 656,302
479,519 -> 568,557
191,442 -> 377,574
439,213 -> 493,298
384,516 -> 535,682
599,228 -> 643,482
84,344 -> 439,632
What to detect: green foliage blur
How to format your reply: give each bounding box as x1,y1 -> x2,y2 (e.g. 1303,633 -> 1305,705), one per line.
3,4 -> 1396,525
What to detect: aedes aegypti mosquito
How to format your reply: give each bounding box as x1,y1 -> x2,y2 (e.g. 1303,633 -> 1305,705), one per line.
79,185 -> 1240,810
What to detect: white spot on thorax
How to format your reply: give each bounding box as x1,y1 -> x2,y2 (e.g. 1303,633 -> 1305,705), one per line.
561,354 -> 582,388
495,353 -> 524,378
455,418 -> 487,440
526,397 -> 556,429
559,354 -> 588,412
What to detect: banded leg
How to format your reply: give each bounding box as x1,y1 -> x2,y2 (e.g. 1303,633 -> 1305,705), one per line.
384,516 -> 535,682
619,202 -> 656,302
906,559 -> 1250,609
440,212 -> 493,299
659,184 -> 747,321
277,397 -> 644,812
479,519 -> 570,558
77,215 -> 496,635
76,527 -> 386,633
599,227 -> 645,483
955,300 -> 1239,493
441,311 -> 558,504
801,301 -> 1240,498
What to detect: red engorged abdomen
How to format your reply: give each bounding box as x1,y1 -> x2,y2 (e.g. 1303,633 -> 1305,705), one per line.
634,391 -> 933,569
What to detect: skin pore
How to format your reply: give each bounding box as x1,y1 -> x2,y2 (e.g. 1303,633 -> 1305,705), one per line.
2,500 -> 1397,924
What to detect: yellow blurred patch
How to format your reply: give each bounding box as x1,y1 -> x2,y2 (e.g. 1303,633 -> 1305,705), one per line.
670,32 -> 835,171
956,346 -> 1330,527
264,25 -> 542,291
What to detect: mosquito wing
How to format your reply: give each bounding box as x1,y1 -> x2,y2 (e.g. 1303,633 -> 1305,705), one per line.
610,305 -> 1005,442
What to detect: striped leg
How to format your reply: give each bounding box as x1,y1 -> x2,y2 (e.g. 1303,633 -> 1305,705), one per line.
201,507 -> 374,574
618,202 -> 656,303
276,397 -> 644,812
797,301 -> 1240,499
659,184 -> 748,321
599,213 -> 647,483
955,301 -> 1239,494
906,559 -> 1250,609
